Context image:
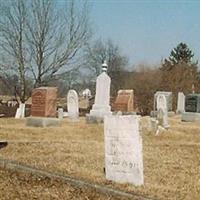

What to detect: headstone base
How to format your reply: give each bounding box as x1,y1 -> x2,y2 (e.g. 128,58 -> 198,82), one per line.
86,106 -> 112,123
85,114 -> 104,123
68,117 -> 79,122
26,117 -> 60,127
113,111 -> 136,115
150,111 -> 175,117
63,112 -> 68,118
181,112 -> 200,122
176,110 -> 184,115
90,105 -> 112,117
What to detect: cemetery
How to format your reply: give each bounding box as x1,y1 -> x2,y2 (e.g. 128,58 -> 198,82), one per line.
0,62 -> 199,200
0,1 -> 200,200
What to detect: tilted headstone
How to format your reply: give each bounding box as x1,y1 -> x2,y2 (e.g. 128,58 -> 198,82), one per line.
154,91 -> 172,111
114,89 -> 134,112
89,69 -> 111,120
104,115 -> 144,186
156,94 -> 169,129
176,92 -> 185,114
15,103 -> 25,119
31,87 -> 57,117
67,90 -> 79,120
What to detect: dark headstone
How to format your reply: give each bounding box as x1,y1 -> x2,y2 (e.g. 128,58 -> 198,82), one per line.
185,94 -> 200,113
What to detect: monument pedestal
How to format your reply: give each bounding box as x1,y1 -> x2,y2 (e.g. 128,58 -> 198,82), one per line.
181,112 -> 200,122
150,111 -> 175,117
26,117 -> 60,127
86,104 -> 112,123
86,69 -> 112,123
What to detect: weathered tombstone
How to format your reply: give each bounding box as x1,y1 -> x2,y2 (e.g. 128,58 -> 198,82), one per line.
58,108 -> 64,120
31,87 -> 57,117
104,115 -> 144,185
176,92 -> 185,114
151,91 -> 174,117
26,87 -> 60,127
182,94 -> 200,121
140,116 -> 158,134
155,91 -> 172,111
156,94 -> 169,129
15,103 -> 25,119
82,88 -> 91,99
63,112 -> 68,117
15,108 -> 21,119
114,90 -> 134,112
87,62 -> 111,123
67,90 -> 79,120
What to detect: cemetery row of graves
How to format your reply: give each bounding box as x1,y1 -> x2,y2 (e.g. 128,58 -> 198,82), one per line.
0,63 -> 200,199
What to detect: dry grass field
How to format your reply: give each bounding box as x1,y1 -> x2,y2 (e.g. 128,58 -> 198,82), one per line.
0,116 -> 200,200
0,169 -> 123,200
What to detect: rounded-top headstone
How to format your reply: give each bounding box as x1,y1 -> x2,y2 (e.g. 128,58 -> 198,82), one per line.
157,94 -> 167,110
67,89 -> 79,120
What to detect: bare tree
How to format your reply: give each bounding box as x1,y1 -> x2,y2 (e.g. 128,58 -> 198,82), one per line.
0,0 -> 91,101
85,39 -> 128,95
26,0 -> 91,87
0,0 -> 28,103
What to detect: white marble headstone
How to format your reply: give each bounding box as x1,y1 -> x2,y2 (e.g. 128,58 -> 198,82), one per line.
104,115 -> 144,186
156,94 -> 169,128
82,88 -> 91,99
155,91 -> 172,111
15,103 -> 25,119
176,92 -> 185,114
67,90 -> 79,120
89,72 -> 111,119
58,108 -> 64,120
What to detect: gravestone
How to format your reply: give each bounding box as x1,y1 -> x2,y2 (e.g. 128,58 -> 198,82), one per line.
185,94 -> 200,112
176,92 -> 185,114
182,94 -> 200,121
58,108 -> 64,120
15,103 -> 25,119
104,115 -> 144,185
31,87 -> 57,117
154,91 -> 172,111
114,90 -> 134,112
26,87 -> 60,127
87,62 -> 111,122
151,91 -> 174,117
67,90 -> 79,120
82,88 -> 91,99
156,94 -> 169,129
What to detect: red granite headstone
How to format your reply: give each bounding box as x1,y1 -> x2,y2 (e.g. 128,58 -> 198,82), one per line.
31,87 -> 57,117
114,90 -> 134,112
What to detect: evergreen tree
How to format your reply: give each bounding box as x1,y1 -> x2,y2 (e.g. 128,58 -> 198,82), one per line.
162,43 -> 198,70
160,43 -> 199,109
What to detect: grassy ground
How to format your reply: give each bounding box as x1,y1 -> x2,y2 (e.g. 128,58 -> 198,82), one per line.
0,116 -> 200,200
0,168 -> 124,200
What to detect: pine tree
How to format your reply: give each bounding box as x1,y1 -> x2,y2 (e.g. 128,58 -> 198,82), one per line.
162,43 -> 198,70
160,43 -> 199,109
